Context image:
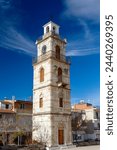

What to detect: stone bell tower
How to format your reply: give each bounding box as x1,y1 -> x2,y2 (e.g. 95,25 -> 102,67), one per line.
33,21 -> 72,149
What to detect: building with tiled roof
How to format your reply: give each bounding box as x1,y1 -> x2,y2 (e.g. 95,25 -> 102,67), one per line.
0,99 -> 32,145
71,101 -> 100,142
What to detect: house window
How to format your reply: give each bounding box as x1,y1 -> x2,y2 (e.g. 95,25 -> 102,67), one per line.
20,103 -> 25,109
77,135 -> 82,140
58,67 -> 62,82
73,134 -> 77,141
46,26 -> 49,33
5,104 -> 9,109
39,98 -> 43,108
59,98 -> 63,107
98,123 -> 100,129
40,68 -> 44,82
0,114 -> 2,119
56,45 -> 60,60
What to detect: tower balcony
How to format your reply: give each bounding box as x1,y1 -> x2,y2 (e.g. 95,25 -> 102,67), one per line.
43,31 -> 60,39
36,32 -> 60,44
57,75 -> 69,87
33,50 -> 71,64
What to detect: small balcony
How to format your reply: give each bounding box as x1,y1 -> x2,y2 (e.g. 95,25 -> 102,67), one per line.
33,50 -> 71,64
36,31 -> 61,43
56,75 -> 68,87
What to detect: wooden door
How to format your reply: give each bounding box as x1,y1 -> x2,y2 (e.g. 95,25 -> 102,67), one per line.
58,129 -> 64,145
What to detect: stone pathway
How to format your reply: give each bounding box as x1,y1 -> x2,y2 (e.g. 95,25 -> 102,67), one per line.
69,145 -> 100,150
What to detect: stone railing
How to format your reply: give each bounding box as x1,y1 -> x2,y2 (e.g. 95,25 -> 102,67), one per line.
36,31 -> 60,42
33,50 -> 71,64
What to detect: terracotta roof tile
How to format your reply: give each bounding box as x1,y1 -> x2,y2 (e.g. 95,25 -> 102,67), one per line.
73,104 -> 93,110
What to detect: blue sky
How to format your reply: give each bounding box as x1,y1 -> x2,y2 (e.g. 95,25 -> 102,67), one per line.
0,0 -> 100,106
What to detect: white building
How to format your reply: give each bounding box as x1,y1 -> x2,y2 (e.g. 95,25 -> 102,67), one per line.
72,102 -> 100,142
32,21 -> 72,149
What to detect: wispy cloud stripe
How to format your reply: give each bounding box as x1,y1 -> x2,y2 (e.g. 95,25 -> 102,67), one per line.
66,48 -> 99,56
63,0 -> 100,21
0,0 -> 99,57
0,0 -> 36,56
62,0 -> 100,57
0,0 -> 11,9
0,27 -> 36,56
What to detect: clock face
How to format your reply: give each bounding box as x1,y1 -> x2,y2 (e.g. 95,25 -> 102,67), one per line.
42,45 -> 46,54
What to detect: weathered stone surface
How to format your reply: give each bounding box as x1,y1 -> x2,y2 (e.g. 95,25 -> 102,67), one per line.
33,21 -> 72,148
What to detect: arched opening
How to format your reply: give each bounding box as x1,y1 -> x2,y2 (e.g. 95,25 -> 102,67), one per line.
40,68 -> 44,82
59,98 -> 63,107
46,26 -> 49,33
53,26 -> 56,33
56,45 -> 60,60
58,67 -> 62,82
39,98 -> 43,108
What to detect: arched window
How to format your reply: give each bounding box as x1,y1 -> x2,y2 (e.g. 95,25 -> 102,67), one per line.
56,45 -> 60,60
40,68 -> 44,82
58,67 -> 62,82
53,26 -> 56,33
46,26 -> 49,33
39,98 -> 43,108
59,98 -> 63,107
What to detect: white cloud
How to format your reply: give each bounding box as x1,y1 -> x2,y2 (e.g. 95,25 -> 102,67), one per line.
0,0 -> 11,10
78,19 -> 91,38
63,0 -> 100,21
61,0 -> 100,56
0,0 -> 36,56
66,48 -> 99,56
0,24 -> 36,56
